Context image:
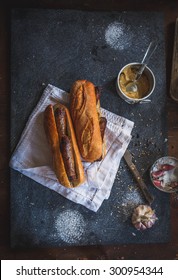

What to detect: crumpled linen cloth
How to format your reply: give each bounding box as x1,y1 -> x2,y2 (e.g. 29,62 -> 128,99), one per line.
10,84 -> 134,212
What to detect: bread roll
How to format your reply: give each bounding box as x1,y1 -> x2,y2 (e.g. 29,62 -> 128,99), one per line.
44,103 -> 85,188
70,80 -> 106,162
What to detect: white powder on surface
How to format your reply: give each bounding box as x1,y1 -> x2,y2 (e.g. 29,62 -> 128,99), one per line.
105,21 -> 133,50
115,186 -> 144,222
55,210 -> 86,244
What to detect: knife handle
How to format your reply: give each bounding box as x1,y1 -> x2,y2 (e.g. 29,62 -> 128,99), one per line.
129,163 -> 154,205
170,18 -> 178,101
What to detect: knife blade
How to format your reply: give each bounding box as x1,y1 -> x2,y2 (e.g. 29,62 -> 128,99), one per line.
124,149 -> 154,205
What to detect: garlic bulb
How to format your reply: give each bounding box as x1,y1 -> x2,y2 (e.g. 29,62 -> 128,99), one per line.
132,204 -> 158,230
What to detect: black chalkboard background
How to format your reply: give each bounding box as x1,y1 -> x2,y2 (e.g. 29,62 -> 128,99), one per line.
10,9 -> 169,248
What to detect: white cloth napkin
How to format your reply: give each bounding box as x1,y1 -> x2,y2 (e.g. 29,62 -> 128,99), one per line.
10,84 -> 134,212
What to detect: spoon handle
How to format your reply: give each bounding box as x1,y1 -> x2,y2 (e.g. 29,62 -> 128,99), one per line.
135,40 -> 158,80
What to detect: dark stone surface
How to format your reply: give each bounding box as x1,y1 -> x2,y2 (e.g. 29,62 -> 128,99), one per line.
10,8 -> 169,248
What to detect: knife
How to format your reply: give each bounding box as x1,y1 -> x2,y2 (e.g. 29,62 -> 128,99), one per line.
124,149 -> 154,205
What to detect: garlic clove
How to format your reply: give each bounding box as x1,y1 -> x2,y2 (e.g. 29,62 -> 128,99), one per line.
132,204 -> 158,230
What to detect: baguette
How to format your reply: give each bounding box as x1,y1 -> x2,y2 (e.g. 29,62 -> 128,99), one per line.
70,80 -> 107,162
44,103 -> 85,188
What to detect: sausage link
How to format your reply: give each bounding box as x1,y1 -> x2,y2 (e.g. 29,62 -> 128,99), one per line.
99,117 -> 107,141
55,107 -> 67,136
95,86 -> 101,103
60,135 -> 77,181
95,117 -> 107,162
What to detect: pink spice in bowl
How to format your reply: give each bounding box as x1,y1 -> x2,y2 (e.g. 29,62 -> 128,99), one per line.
150,156 -> 178,193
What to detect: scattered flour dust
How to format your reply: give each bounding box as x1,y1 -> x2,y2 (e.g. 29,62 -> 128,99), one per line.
116,188 -> 144,222
105,21 -> 133,50
55,210 -> 86,244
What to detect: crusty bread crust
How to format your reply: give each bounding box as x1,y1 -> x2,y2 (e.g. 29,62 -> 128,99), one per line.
70,80 -> 103,162
44,104 -> 85,188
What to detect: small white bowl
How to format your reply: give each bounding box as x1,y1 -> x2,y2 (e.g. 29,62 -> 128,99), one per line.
150,156 -> 178,193
116,62 -> 155,104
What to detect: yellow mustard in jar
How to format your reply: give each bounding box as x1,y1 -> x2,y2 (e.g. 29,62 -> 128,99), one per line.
119,65 -> 150,99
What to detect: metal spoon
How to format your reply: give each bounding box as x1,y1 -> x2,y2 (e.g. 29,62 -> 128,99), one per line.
126,41 -> 158,93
